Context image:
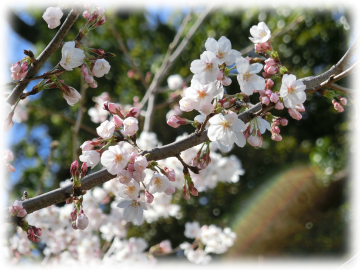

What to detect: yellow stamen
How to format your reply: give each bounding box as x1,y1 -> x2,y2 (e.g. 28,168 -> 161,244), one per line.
288,86 -> 296,94
243,72 -> 252,81
204,62 -> 213,72
126,186 -> 136,195
114,154 -> 123,164
220,120 -> 231,131
154,177 -> 162,188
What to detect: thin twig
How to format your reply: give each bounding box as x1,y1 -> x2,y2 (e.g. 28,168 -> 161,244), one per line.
72,77 -> 88,161
335,251 -> 360,270
2,70 -> 64,88
6,6 -> 82,106
37,141 -> 59,195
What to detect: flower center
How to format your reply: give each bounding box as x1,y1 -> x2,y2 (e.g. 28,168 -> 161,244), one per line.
220,120 -> 231,131
197,89 -> 207,99
259,30 -> 267,38
288,86 -> 296,94
114,154 -> 123,164
65,54 -> 74,65
217,50 -> 225,59
130,201 -> 140,209
119,175 -> 128,181
204,62 -> 213,72
126,185 -> 136,195
154,177 -> 162,188
243,72 -> 252,81
100,63 -> 107,70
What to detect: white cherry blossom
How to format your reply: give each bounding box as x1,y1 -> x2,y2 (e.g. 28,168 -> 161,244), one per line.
184,221 -> 200,239
101,145 -> 130,176
117,199 -> 147,225
42,7 -> 63,29
79,150 -> 100,169
208,111 -> 246,148
190,51 -> 219,84
92,59 -> 111,78
279,74 -> 307,108
249,22 -> 271,44
62,87 -> 81,106
205,36 -> 241,65
117,170 -> 133,184
247,116 -> 271,134
60,41 -> 85,71
122,117 -> 139,136
167,74 -> 183,90
134,156 -> 148,172
183,79 -> 217,114
236,57 -> 265,96
146,172 -> 170,194
0,97 -> 12,121
96,120 -> 115,139
118,180 -> 140,200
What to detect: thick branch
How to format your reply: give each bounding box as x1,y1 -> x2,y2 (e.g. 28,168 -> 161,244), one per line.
6,7 -> 81,106
327,83 -> 355,95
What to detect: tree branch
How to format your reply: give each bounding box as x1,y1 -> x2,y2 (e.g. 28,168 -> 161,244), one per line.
327,83 -> 355,95
6,7 -> 82,106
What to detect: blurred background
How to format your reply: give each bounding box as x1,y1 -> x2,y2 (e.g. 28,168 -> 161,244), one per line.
4,3 -> 354,263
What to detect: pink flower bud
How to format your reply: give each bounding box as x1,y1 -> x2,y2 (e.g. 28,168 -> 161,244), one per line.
265,79 -> 274,89
113,115 -> 123,128
265,58 -> 277,66
145,190 -> 154,203
217,70 -> 224,80
70,208 -> 78,222
271,125 -> 280,134
127,163 -> 135,172
164,185 -> 176,195
243,126 -> 251,139
340,97 -> 347,106
130,152 -> 138,163
13,200 -> 23,210
72,221 -> 78,230
89,81 -> 98,88
81,162 -> 88,178
280,118 -> 288,126
275,101 -> 284,110
4,112 -> 14,133
188,182 -> 198,196
35,228 -> 42,237
85,75 -> 94,83
83,10 -> 90,19
261,42 -> 271,50
261,96 -> 270,105
17,209 -> 27,218
265,89 -> 272,96
272,118 -> 280,125
262,72 -> 273,79
271,133 -> 283,141
295,104 -> 305,112
288,108 -> 302,120
264,65 -> 278,75
76,210 -> 89,230
167,115 -> 188,128
164,166 -> 176,182
254,44 -> 262,52
9,206 -> 16,214
247,134 -> 263,147
333,101 -> 344,112
270,93 -> 279,103
108,102 -> 121,114
125,107 -> 140,118
6,164 -> 16,172
70,161 -> 79,176
182,186 -> 190,200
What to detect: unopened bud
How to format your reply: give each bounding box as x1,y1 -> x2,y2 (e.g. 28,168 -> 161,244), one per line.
81,162 -> 88,178
145,190 -> 154,203
70,161 -> 79,176
182,186 -> 190,200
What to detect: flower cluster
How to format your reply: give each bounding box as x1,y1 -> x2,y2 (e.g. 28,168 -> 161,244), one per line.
180,222 -> 236,264
9,200 -> 27,218
10,59 -> 29,81
3,149 -> 16,172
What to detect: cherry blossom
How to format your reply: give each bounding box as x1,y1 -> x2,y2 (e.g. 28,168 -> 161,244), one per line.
42,7 -> 63,29
122,117 -> 139,136
62,87 -> 81,106
249,22 -> 271,44
184,221 -> 200,238
167,74 -> 183,90
146,172 -> 170,194
118,180 -> 140,200
96,120 -> 115,139
134,156 -> 148,172
117,170 -> 133,184
117,199 -> 147,225
101,145 -> 130,176
205,36 -> 241,65
92,59 -> 111,77
60,41 -> 85,71
190,51 -> 219,84
79,150 -> 101,169
76,210 -> 89,230
236,57 -> 265,95
279,74 -> 306,108
208,111 -> 247,148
